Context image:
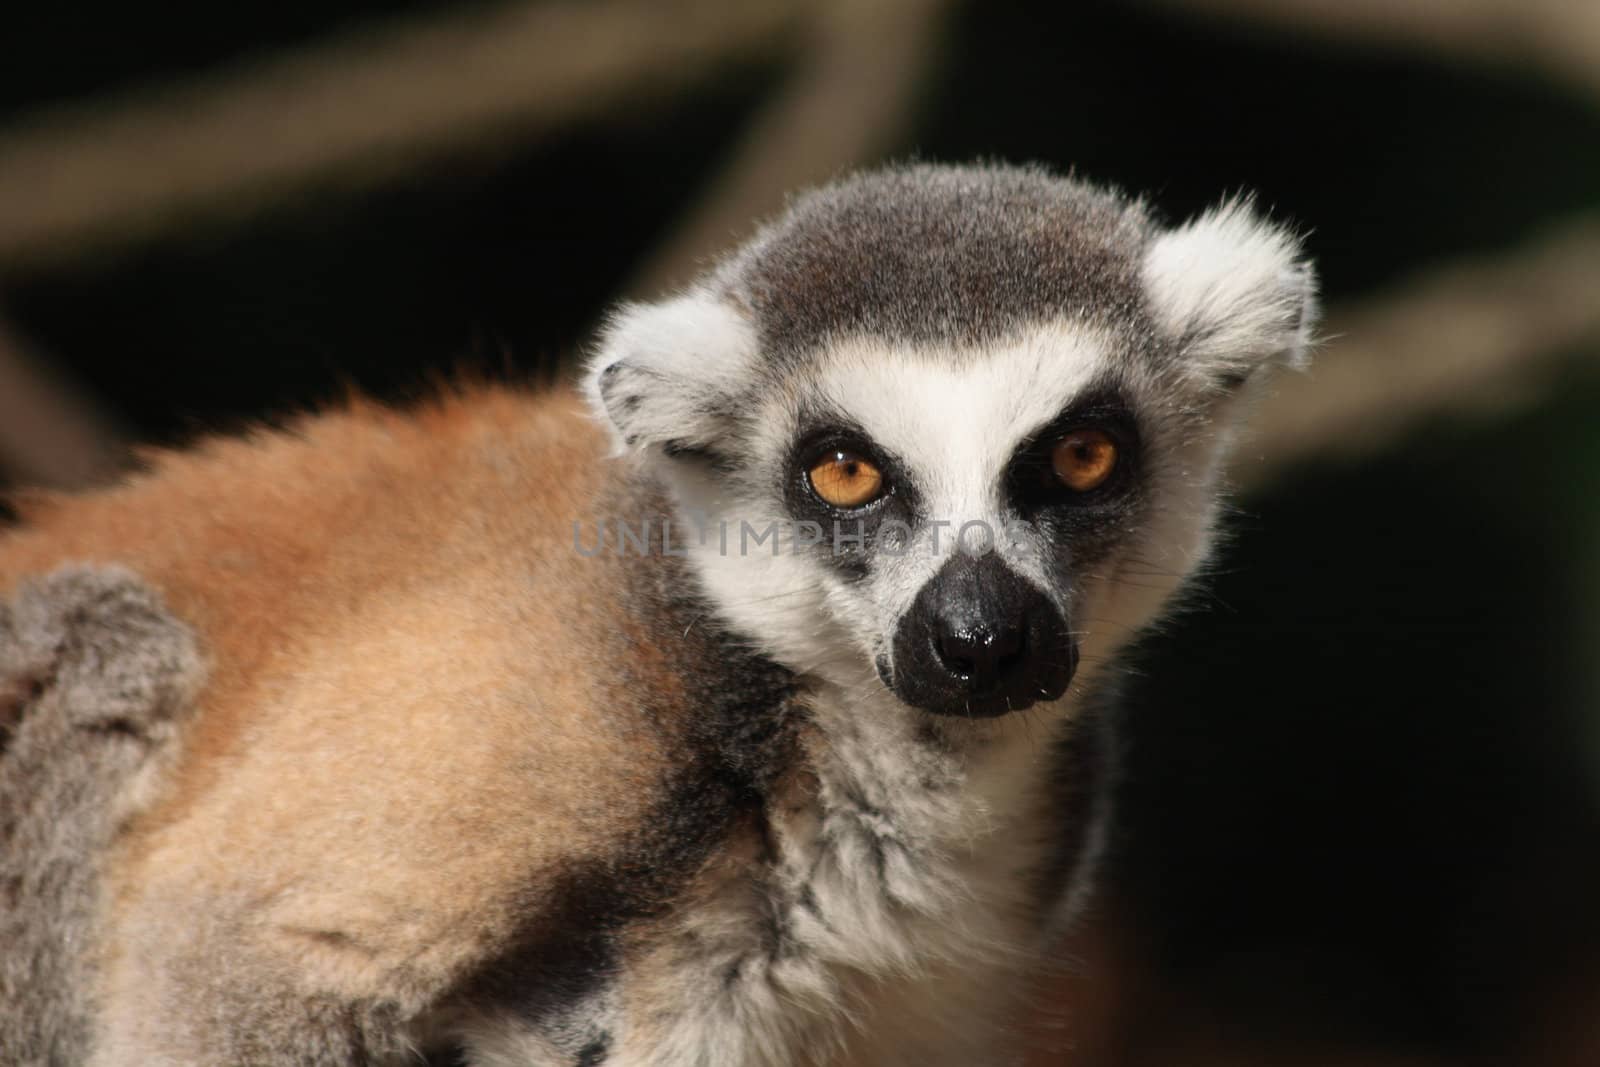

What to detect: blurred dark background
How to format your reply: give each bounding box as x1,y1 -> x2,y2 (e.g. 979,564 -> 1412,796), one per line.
3,2 -> 1597,1064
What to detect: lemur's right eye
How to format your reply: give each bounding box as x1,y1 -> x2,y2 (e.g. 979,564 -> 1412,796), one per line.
808,451 -> 885,509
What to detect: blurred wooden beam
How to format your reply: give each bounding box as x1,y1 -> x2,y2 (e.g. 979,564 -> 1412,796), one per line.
1235,214 -> 1600,488
0,318 -> 126,490
1150,0 -> 1600,101
0,0 -> 811,269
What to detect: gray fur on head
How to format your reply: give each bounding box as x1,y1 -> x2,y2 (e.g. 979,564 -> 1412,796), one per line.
588,161 -> 1316,457
0,566 -> 204,1067
719,162 -> 1154,356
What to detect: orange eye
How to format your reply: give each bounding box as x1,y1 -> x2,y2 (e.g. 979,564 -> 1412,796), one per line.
808,451 -> 885,508
1051,429 -> 1118,492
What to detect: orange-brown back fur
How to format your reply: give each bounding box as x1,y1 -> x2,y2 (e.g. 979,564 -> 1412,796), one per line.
1,385 -> 737,1060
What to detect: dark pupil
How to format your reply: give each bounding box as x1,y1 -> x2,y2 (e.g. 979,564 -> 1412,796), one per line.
840,458 -> 859,477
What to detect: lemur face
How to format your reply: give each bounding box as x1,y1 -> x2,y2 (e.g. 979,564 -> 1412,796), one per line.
770,336 -> 1141,718
589,163 -> 1315,719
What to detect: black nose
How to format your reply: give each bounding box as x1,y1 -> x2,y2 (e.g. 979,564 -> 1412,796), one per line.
887,553 -> 1076,717
935,617 -> 1026,691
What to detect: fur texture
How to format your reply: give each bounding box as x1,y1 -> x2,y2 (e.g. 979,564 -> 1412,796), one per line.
0,567 -> 203,1066
0,161 -> 1315,1066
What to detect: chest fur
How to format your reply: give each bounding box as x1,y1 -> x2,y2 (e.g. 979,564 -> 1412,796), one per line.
496,696 -> 1080,1067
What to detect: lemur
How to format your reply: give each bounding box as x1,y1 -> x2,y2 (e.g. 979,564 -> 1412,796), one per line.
0,162 -> 1314,1066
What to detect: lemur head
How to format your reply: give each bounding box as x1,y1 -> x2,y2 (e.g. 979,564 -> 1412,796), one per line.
588,163 -> 1314,720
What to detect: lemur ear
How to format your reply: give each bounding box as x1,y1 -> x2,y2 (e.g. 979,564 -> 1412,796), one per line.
1142,199 -> 1318,387
584,293 -> 758,456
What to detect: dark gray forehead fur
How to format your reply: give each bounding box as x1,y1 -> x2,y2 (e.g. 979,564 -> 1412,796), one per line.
711,162 -> 1157,359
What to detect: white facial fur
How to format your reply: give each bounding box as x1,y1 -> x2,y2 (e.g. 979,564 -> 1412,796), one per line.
637,324 -> 1227,708
586,190 -> 1315,716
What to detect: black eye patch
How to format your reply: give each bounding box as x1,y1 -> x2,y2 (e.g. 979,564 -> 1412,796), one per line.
782,420 -> 921,581
1004,392 -> 1143,522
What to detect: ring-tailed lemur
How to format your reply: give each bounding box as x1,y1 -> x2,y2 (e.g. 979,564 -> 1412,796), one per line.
0,162 -> 1314,1066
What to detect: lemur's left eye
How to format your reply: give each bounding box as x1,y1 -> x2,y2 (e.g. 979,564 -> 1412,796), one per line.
1052,430 -> 1118,492
808,451 -> 885,509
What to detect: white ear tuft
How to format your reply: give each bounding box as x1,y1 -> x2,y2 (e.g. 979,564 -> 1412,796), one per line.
1142,198 -> 1318,385
583,292 -> 757,455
